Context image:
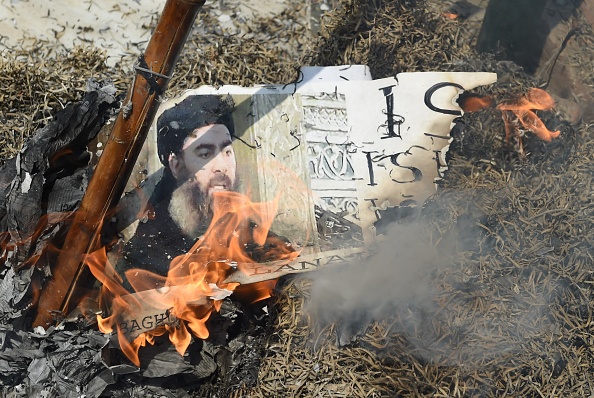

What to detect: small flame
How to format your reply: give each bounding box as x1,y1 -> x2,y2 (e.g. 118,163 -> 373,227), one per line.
85,191 -> 299,366
442,12 -> 459,20
233,279 -> 278,303
462,88 -> 560,154
497,88 -> 560,145
458,94 -> 494,113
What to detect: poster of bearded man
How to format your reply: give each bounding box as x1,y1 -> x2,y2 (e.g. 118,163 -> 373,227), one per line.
116,92 -> 320,282
114,70 -> 497,283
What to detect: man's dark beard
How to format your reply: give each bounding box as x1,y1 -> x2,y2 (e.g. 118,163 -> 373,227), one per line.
168,173 -> 235,239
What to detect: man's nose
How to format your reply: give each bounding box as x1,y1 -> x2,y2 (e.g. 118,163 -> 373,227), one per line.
210,151 -> 228,173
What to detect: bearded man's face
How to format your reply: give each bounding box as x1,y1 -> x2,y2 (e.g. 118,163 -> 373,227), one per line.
167,124 -> 237,238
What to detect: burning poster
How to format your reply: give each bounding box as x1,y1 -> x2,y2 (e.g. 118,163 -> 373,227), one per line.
106,70 -> 497,361
164,72 -> 496,243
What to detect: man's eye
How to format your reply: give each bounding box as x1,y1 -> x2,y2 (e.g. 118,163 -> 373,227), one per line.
225,148 -> 233,156
197,151 -> 211,159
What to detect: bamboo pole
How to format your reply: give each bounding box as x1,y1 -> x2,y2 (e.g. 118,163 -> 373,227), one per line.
33,0 -> 206,327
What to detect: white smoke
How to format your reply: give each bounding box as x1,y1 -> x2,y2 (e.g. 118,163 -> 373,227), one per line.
302,222 -> 440,346
302,218 -> 558,372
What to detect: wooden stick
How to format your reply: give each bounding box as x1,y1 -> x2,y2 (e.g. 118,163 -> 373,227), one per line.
33,0 -> 206,328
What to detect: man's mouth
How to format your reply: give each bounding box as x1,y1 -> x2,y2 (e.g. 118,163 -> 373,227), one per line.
208,175 -> 233,193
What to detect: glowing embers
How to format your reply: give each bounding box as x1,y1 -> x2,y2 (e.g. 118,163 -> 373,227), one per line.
459,88 -> 561,154
84,191 -> 298,366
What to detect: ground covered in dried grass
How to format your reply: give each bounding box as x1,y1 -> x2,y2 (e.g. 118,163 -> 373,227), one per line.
3,0 -> 594,397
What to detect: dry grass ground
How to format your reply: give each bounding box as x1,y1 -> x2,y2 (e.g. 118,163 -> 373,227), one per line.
3,0 -> 594,396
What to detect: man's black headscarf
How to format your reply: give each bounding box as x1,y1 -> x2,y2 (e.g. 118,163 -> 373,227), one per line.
157,94 -> 235,167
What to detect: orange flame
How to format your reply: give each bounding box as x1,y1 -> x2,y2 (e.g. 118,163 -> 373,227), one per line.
442,12 -> 459,20
84,191 -> 299,366
233,279 -> 278,304
497,88 -> 560,144
462,88 -> 560,153
458,94 -> 494,113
